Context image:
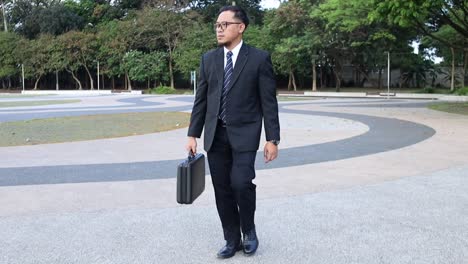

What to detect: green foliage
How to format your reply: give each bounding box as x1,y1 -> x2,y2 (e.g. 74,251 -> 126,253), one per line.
1,0 -> 465,91
189,0 -> 263,25
0,32 -> 20,78
455,87 -> 468,96
416,87 -> 436,94
243,25 -> 270,51
38,4 -> 85,35
9,1 -> 84,38
64,0 -> 123,27
22,34 -> 54,80
96,20 -> 134,77
146,85 -> 177,94
175,22 -> 216,77
370,0 -> 468,47
124,50 -> 169,84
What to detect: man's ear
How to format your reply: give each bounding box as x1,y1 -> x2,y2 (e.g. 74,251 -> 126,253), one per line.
239,23 -> 246,34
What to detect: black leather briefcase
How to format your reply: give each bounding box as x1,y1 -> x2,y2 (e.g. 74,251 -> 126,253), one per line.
177,153 -> 205,204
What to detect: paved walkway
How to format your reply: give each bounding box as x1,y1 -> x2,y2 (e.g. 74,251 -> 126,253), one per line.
0,95 -> 467,263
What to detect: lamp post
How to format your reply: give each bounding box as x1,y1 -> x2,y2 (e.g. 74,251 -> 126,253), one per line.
97,61 -> 100,90
21,64 -> 25,92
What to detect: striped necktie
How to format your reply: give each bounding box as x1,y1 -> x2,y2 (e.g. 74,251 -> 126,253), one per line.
219,51 -> 233,124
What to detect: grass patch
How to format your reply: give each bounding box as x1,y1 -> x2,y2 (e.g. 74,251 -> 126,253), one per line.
0,112 -> 190,147
0,100 -> 80,108
0,94 -> 47,98
428,102 -> 468,116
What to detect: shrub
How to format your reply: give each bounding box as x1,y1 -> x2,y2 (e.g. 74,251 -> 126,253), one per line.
416,87 -> 435,94
146,86 -> 176,94
454,87 -> 468,96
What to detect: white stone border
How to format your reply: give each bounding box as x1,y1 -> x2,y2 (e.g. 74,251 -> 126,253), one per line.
21,90 -> 142,95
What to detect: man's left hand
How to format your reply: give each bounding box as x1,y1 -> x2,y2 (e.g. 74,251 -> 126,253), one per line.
264,142 -> 278,163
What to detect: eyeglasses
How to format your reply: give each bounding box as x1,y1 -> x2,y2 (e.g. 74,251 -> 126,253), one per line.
214,21 -> 242,31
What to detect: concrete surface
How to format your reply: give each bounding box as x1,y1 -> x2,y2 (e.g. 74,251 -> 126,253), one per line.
0,94 -> 467,264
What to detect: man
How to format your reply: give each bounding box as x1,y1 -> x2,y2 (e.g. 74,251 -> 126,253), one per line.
185,5 -> 280,259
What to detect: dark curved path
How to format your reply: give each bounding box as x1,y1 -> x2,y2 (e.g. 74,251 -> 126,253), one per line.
0,98 -> 436,186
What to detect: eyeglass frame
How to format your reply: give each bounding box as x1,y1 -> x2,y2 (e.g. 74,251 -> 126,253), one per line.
213,21 -> 243,31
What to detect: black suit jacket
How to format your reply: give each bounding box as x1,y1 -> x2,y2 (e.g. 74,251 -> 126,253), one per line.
188,43 -> 280,152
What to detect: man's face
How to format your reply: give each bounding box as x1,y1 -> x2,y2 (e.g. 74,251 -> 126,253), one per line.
215,11 -> 245,47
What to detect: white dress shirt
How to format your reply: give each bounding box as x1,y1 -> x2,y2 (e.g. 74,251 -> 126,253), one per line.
224,40 -> 243,69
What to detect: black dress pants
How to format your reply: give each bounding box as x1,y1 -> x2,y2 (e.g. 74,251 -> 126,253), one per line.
207,122 -> 257,242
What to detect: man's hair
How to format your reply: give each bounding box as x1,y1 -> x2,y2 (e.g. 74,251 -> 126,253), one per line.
218,5 -> 250,29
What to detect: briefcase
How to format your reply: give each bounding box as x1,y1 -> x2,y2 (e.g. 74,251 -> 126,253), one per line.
177,153 -> 206,204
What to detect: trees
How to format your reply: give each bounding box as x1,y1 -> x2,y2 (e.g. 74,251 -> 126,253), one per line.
9,0 -> 84,38
136,8 -> 192,88
421,25 -> 467,90
265,1 -> 317,91
58,31 -> 98,90
371,0 -> 468,90
0,32 -> 19,88
96,20 -> 134,90
189,0 -> 263,24
1,0 -> 465,91
124,50 -> 169,88
175,22 -> 216,79
371,0 -> 468,46
19,35 -> 53,89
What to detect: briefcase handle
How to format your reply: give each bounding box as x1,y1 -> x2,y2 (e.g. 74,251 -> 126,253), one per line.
188,151 -> 196,161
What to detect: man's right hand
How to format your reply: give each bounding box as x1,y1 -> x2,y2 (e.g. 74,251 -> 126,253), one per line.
186,137 -> 197,155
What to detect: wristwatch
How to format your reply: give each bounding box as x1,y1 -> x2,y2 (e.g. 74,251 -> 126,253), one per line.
269,140 -> 280,146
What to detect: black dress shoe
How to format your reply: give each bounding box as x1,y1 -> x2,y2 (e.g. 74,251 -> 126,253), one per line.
242,229 -> 259,255
217,240 -> 243,259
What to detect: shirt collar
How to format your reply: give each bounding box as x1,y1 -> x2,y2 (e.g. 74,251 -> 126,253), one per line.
224,40 -> 243,57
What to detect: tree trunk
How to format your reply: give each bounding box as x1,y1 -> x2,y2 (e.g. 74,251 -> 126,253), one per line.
334,61 -> 342,92
332,57 -> 344,92
462,49 -> 467,89
451,47 -> 455,91
2,0 -> 8,32
288,71 -> 292,91
34,75 -> 42,90
112,76 -> 115,90
353,66 -> 357,87
83,64 -> 94,90
312,60 -> 317,91
291,71 -> 297,91
378,69 -> 382,90
334,72 -> 341,92
169,56 -> 174,89
126,72 -> 132,90
68,70 -> 82,90
320,66 -> 323,89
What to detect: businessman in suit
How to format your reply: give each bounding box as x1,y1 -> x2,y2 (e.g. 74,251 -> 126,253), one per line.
186,5 -> 280,258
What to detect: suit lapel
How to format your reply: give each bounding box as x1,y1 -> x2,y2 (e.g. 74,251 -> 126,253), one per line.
215,48 -> 224,95
225,44 -> 249,94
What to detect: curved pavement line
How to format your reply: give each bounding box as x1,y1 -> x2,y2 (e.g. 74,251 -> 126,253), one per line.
0,96 -> 165,114
0,106 -> 436,186
0,105 -> 191,122
321,102 -> 433,108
